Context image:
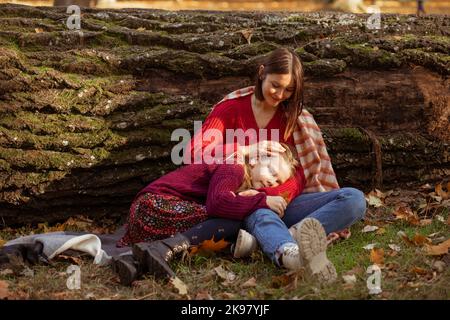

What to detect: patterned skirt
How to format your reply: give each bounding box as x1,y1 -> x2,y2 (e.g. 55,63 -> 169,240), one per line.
117,193 -> 209,247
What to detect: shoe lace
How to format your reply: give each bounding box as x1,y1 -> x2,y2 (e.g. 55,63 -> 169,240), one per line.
283,245 -> 299,258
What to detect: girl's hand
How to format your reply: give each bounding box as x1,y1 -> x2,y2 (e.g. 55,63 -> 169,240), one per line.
239,141 -> 286,159
238,189 -> 261,197
266,196 -> 287,218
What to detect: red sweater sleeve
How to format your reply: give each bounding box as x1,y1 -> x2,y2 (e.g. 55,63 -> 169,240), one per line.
256,166 -> 306,203
184,102 -> 239,164
206,164 -> 269,220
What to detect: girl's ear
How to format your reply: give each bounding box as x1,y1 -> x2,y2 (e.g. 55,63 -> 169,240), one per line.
249,158 -> 257,167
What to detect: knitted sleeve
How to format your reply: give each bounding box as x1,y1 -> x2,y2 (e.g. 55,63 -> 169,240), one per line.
184,102 -> 239,164
206,164 -> 269,220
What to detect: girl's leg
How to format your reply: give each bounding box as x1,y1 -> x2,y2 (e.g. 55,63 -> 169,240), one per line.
282,187 -> 366,235
244,208 -> 296,264
182,218 -> 243,245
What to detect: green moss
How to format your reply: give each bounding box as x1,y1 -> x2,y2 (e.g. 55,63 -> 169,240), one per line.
0,111 -> 106,135
340,128 -> 366,143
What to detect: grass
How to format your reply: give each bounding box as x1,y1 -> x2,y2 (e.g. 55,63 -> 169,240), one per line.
0,205 -> 449,300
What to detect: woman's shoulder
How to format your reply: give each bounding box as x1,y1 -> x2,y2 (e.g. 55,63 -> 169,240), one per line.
212,93 -> 251,114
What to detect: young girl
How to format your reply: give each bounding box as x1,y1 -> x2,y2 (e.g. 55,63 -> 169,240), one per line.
114,143 -> 302,284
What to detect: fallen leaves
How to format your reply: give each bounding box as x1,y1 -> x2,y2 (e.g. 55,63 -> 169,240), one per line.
240,29 -> 253,44
362,225 -> 379,233
214,265 -> 236,284
435,182 -> 450,200
425,239 -> 450,256
0,280 -> 10,299
190,237 -> 230,256
0,239 -> 6,248
370,248 -> 384,266
393,205 -> 420,226
241,277 -> 257,288
170,276 -> 188,296
398,231 -> 432,246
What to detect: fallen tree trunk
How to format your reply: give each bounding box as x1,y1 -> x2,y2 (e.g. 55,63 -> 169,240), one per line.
0,4 -> 448,225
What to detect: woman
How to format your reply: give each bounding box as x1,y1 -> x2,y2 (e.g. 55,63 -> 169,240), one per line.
114,47 -> 366,285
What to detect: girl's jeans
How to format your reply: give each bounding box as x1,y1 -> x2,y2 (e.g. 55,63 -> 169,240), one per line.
244,187 -> 366,264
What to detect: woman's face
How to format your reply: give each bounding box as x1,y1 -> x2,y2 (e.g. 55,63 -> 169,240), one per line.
260,72 -> 295,107
250,153 -> 292,189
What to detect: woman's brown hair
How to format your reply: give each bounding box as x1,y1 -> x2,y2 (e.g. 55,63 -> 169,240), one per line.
254,47 -> 305,141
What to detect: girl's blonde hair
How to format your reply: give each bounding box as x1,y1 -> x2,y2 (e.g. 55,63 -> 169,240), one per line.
237,143 -> 299,193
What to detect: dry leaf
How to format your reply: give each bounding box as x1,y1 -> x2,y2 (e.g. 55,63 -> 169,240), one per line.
0,239 -> 6,248
363,243 -> 377,250
412,234 -> 431,246
410,267 -> 428,275
447,216 -> 450,226
136,27 -> 146,31
214,266 -> 236,282
0,280 -> 10,299
241,277 -> 257,288
425,238 -> 450,256
240,29 -> 253,44
365,195 -> 383,207
56,255 -> 82,265
435,182 -> 450,200
393,205 -> 420,225
271,274 -> 294,288
370,248 -> 384,266
376,228 -> 386,235
342,274 -> 357,285
388,244 -> 401,252
280,191 -> 291,203
190,237 -> 230,255
219,292 -> 236,299
195,290 -> 213,300
170,276 -> 188,295
362,225 -> 379,233
419,219 -> 432,226
34,28 -> 44,33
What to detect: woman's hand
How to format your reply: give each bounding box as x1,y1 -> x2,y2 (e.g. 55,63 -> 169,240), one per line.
266,196 -> 287,218
238,189 -> 261,197
239,141 -> 286,159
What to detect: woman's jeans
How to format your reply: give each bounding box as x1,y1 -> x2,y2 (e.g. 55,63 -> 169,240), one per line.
244,187 -> 366,264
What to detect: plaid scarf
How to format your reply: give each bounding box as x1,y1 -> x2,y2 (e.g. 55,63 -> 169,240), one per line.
213,86 -> 340,193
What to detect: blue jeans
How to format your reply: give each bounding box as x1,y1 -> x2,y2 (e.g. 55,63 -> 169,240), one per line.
244,187 -> 366,264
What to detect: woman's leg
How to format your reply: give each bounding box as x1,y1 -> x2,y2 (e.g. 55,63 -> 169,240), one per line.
282,187 -> 366,235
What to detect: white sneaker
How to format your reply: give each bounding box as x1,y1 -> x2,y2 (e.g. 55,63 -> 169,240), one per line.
280,244 -> 303,271
232,229 -> 258,258
292,218 -> 337,283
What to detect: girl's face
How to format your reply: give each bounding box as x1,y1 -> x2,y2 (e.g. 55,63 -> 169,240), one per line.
250,154 -> 292,189
260,72 -> 295,107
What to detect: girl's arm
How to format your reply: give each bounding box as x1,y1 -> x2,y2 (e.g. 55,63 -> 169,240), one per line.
206,165 -> 269,220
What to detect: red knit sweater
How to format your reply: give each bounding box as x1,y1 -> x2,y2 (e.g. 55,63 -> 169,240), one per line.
136,163 -> 269,220
185,93 -> 306,201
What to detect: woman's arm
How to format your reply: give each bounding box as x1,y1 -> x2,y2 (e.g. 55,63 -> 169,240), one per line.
184,103 -> 238,164
206,165 -> 269,220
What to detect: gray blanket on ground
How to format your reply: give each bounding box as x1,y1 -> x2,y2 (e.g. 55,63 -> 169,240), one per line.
4,226 -> 131,266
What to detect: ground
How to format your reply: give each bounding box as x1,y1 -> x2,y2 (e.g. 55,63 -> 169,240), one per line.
0,184 -> 449,300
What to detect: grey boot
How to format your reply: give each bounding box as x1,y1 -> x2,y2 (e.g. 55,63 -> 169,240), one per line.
132,233 -> 190,279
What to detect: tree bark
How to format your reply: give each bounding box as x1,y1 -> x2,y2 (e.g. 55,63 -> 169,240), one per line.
0,4 -> 449,225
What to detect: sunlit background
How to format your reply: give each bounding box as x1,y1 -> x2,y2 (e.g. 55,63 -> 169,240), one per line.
0,0 -> 449,14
